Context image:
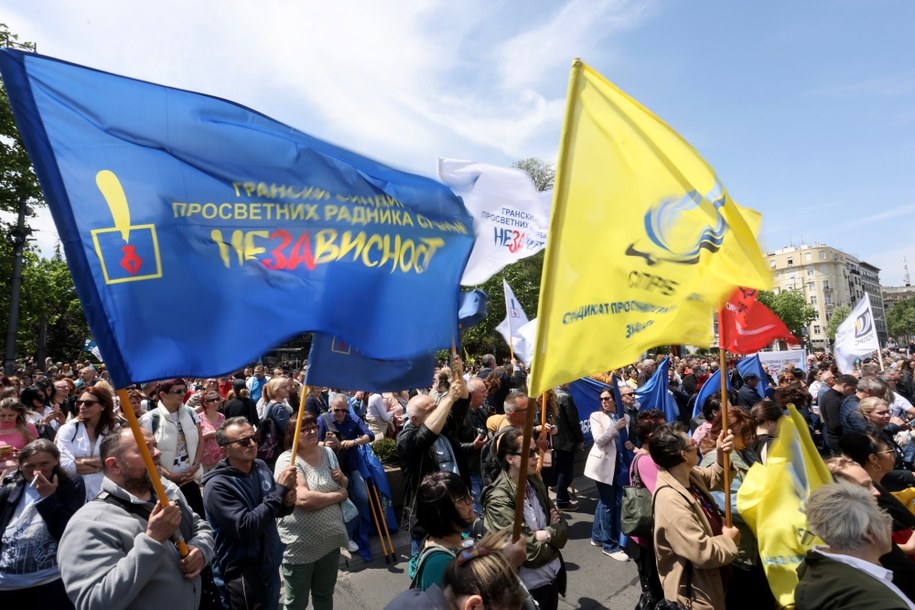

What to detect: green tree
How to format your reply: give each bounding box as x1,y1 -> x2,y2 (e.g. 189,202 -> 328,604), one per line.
887,298 -> 915,340
460,158 -> 553,362
0,23 -> 42,216
756,289 -> 818,346
825,304 -> 850,342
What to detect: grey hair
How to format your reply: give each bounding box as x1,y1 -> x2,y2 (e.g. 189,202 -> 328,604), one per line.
216,416 -> 253,446
806,481 -> 891,552
503,389 -> 527,414
467,378 -> 486,394
857,376 -> 887,397
330,393 -> 348,408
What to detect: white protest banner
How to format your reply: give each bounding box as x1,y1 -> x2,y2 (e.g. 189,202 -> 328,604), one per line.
758,349 -> 808,378
834,293 -> 880,373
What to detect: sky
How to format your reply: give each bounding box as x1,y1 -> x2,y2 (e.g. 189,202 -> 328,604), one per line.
3,0 -> 915,285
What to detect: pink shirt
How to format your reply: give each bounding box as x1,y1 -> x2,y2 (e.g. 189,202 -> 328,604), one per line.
0,422 -> 38,450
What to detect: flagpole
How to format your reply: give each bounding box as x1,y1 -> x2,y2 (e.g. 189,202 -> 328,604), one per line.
116,388 -> 189,556
512,387 -> 539,542
505,277 -> 516,362
290,385 -> 308,466
536,391 -> 549,473
876,347 -> 886,372
717,308 -> 732,528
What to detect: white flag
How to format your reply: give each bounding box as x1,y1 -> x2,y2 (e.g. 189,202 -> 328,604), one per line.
496,278 -> 532,363
834,293 -> 880,373
516,318 -> 539,366
437,158 -> 550,286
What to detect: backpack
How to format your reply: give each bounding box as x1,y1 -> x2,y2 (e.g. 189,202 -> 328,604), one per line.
408,542 -> 456,589
257,403 -> 281,462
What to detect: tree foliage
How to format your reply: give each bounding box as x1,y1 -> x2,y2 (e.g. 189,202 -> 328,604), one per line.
756,289 -> 818,346
887,298 -> 915,340
826,304 -> 850,341
460,158 -> 553,363
0,23 -> 42,216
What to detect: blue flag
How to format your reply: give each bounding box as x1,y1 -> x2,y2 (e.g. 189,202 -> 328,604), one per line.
692,367 -> 733,418
566,377 -> 609,445
635,357 -> 679,423
306,289 -> 487,391
306,334 -> 436,391
736,354 -> 769,399
0,50 -> 474,388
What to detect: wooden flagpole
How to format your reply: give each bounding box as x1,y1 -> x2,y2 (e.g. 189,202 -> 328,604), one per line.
117,388 -> 189,556
718,308 -> 732,527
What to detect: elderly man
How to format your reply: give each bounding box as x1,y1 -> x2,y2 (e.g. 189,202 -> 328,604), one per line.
202,417 -> 296,610
396,364 -> 469,554
318,393 -> 374,555
58,428 -> 214,610
737,374 -> 762,410
795,482 -> 915,610
486,389 -> 530,434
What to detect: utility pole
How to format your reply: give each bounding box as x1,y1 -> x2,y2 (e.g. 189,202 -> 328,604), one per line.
4,197 -> 30,375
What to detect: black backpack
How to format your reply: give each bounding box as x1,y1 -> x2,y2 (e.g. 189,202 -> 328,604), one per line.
257,403 -> 281,462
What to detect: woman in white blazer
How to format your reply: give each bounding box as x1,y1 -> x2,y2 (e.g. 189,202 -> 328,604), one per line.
584,387 -> 630,561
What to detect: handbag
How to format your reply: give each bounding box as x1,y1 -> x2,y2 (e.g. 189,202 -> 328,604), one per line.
620,453 -> 653,537
325,447 -> 359,523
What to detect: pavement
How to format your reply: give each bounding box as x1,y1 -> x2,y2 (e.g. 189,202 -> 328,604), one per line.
332,474 -> 643,609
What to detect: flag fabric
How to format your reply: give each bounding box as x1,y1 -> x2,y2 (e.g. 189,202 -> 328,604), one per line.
528,60 -> 771,396
457,289 -> 489,330
635,357 -> 679,423
834,293 -> 880,373
720,288 -> 797,353
83,339 -> 103,362
0,50 -> 474,388
691,367 -> 731,419
736,404 -> 832,608
305,334 -> 436,391
566,376 -> 609,445
736,354 -> 770,399
437,158 -> 550,286
495,279 -> 532,363
515,318 -> 539,366
307,290 -> 487,391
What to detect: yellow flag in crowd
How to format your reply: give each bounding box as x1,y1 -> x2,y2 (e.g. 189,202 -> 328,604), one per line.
528,60 -> 770,396
737,405 -> 832,609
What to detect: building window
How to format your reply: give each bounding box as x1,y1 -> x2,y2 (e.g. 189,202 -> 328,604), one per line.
787,257 -> 794,266
807,282 -> 815,291
814,325 -> 821,335
820,251 -> 826,260
770,260 -> 776,268
810,295 -> 818,305
807,268 -> 814,276
805,253 -> 812,262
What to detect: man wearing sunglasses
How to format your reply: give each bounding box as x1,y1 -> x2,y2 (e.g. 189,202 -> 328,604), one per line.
203,417 -> 297,610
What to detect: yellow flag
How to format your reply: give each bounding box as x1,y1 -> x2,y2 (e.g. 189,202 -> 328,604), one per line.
736,405 -> 832,609
528,60 -> 770,396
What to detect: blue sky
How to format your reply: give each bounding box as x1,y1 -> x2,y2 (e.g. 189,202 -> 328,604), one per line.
4,0 -> 915,284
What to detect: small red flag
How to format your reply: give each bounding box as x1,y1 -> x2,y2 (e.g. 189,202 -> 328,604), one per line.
720,288 -> 798,354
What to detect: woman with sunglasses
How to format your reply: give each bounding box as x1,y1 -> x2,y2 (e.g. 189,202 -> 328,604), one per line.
54,386 -> 119,502
274,413 -> 349,610
198,389 -> 225,472
481,427 -> 569,610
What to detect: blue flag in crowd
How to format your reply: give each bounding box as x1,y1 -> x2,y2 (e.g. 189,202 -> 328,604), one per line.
736,354 -> 769,399
635,357 -> 679,423
566,377 -> 608,445
0,50 -> 474,388
692,367 -> 731,418
306,289 -> 487,391
306,335 -> 436,391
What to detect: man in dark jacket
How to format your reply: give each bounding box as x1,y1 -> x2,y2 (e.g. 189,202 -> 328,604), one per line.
396,368 -> 469,554
202,417 -> 296,610
553,386 -> 584,510
819,375 -> 858,454
737,374 -> 762,410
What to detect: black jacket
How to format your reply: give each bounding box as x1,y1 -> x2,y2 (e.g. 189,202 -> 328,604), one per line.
553,390 -> 584,452
796,551 -> 910,610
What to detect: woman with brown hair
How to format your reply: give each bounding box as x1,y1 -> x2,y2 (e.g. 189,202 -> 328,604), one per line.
54,385 -> 119,502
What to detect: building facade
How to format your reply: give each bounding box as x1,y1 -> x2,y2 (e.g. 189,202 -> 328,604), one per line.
767,244 -> 887,350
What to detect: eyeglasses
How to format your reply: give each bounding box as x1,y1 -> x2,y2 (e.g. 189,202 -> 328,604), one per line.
302,426 -> 318,433
332,408 -> 348,413
75,399 -> 100,406
454,494 -> 473,505
225,435 -> 257,447
619,392 -> 634,397
599,396 -> 614,402
205,398 -> 220,403
168,388 -> 187,395
512,448 -> 538,458
877,448 -> 896,456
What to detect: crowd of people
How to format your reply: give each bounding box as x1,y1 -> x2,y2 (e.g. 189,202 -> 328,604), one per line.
1,347 -> 915,609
